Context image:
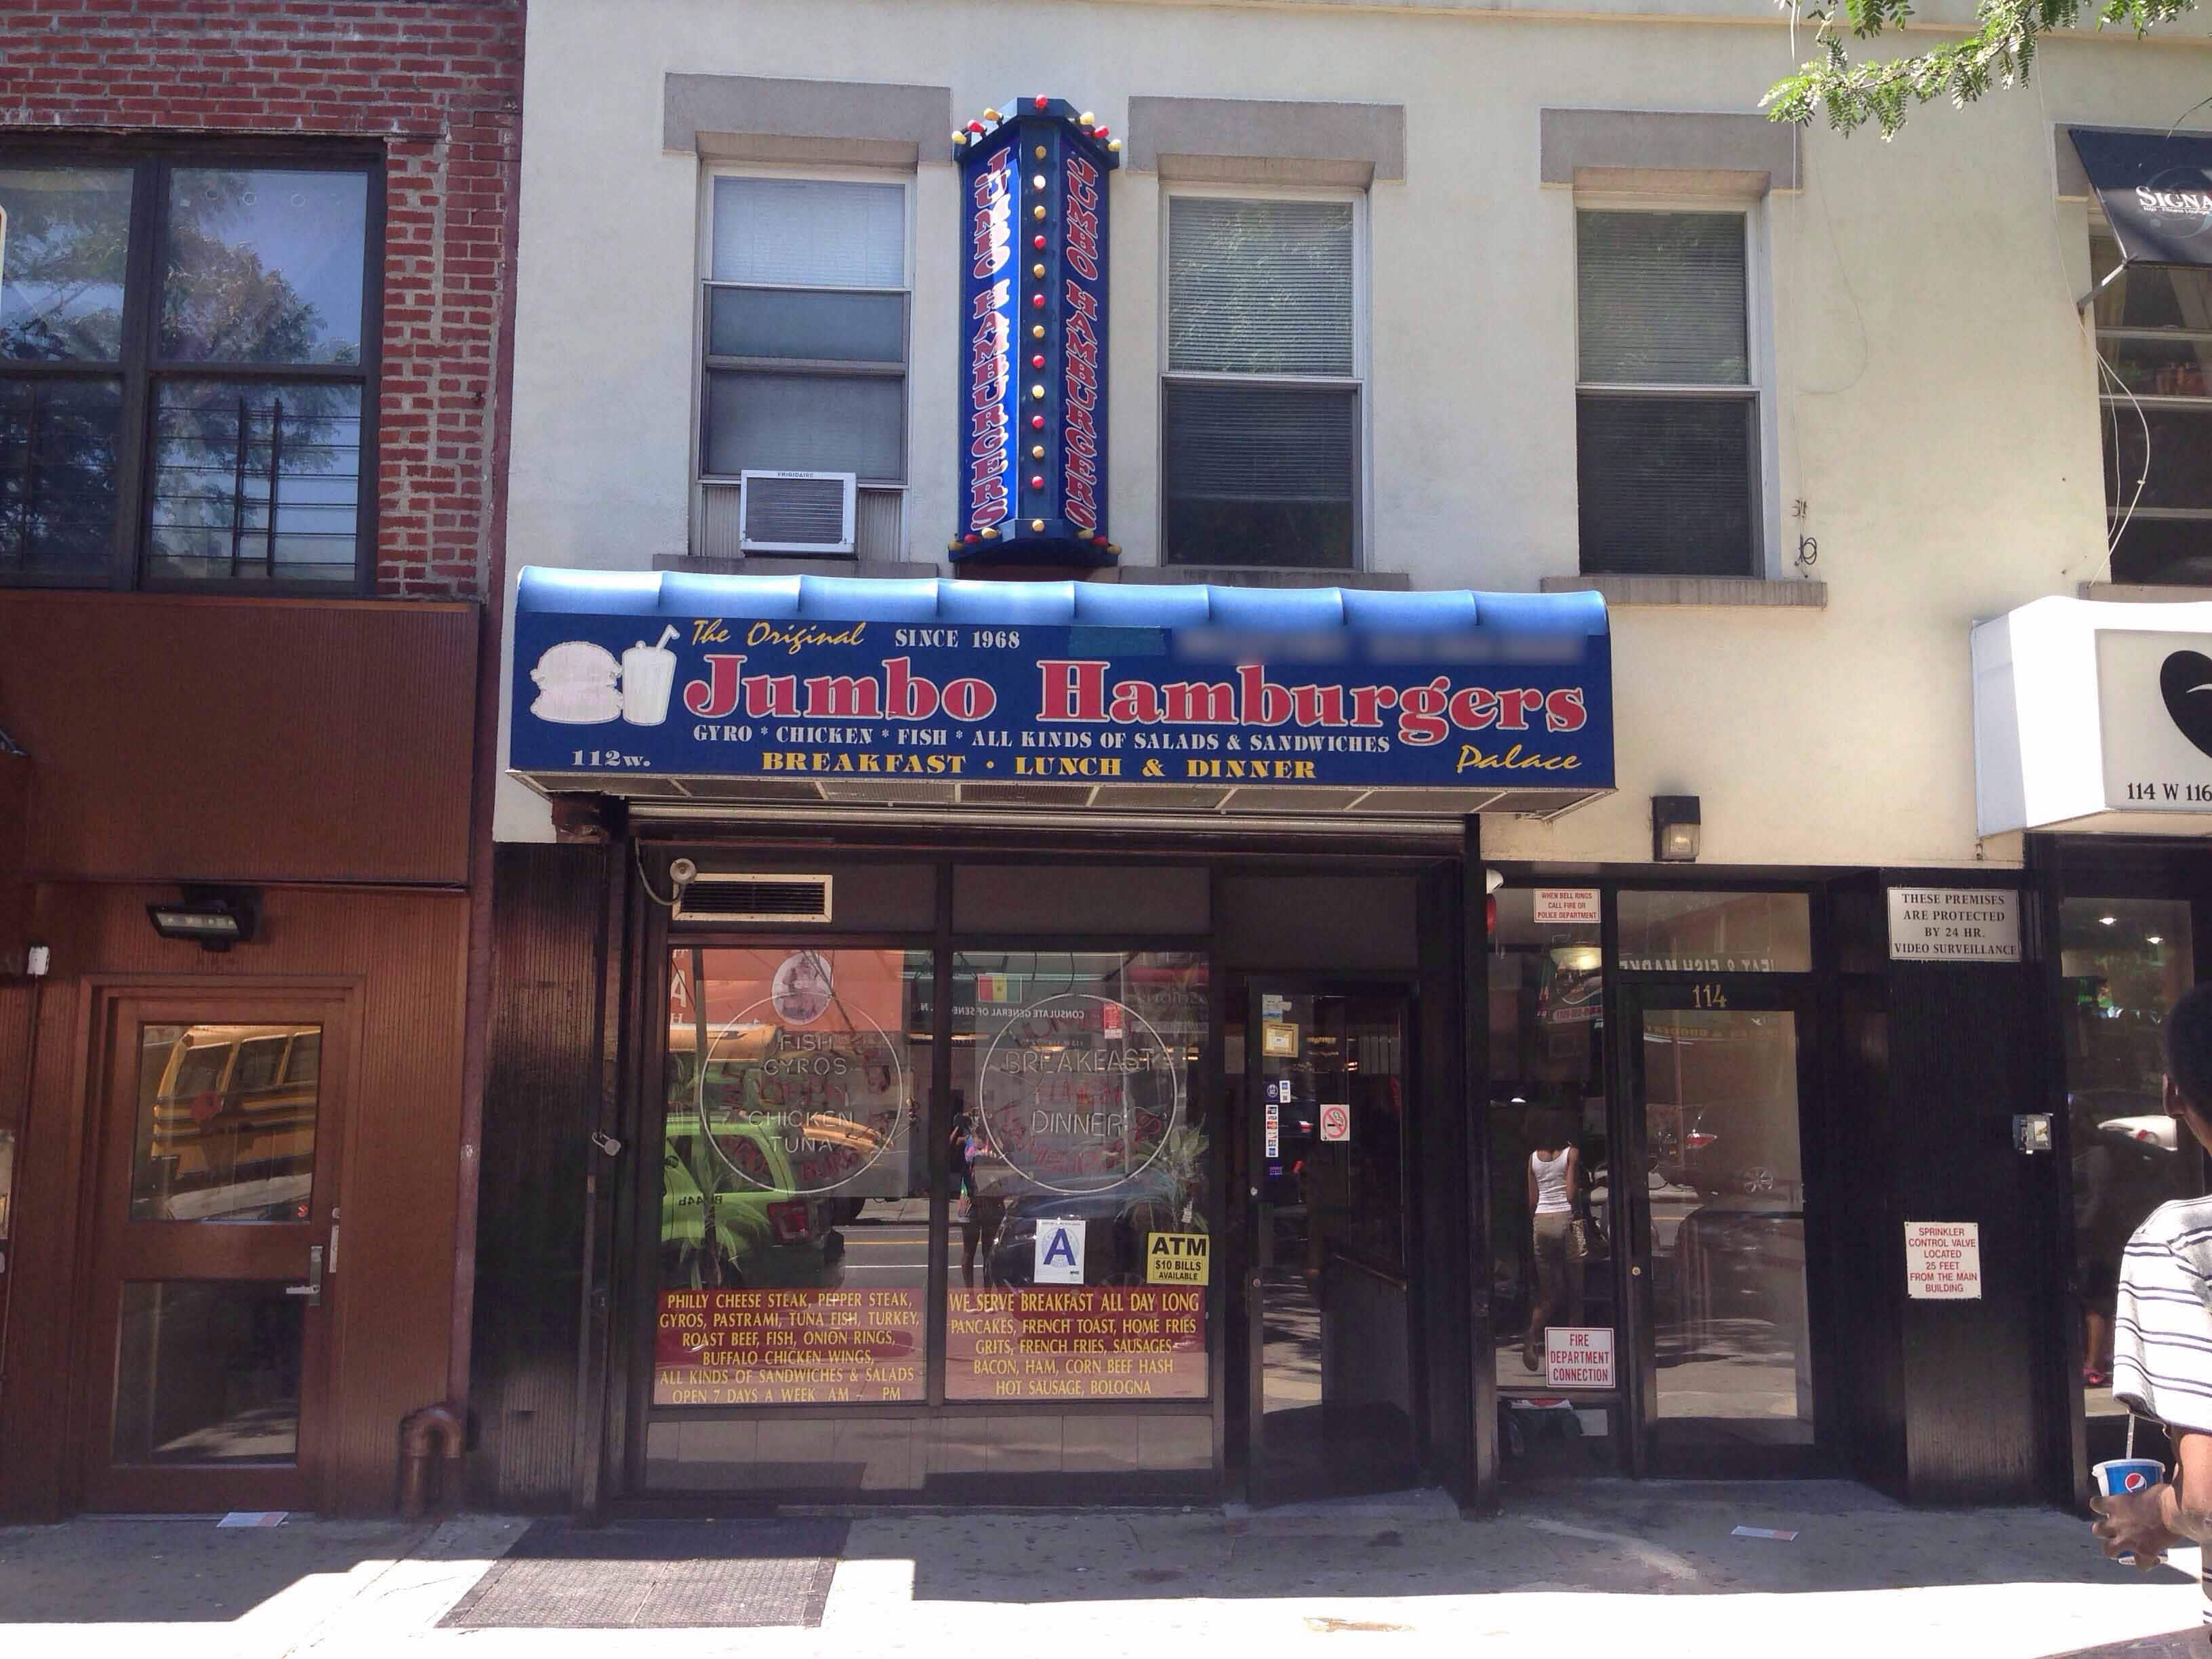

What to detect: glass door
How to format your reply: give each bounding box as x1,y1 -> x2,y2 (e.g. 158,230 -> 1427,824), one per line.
1623,984 -> 1822,1477
79,993 -> 347,1512
1246,986 -> 1416,1504
2059,896 -> 2203,1468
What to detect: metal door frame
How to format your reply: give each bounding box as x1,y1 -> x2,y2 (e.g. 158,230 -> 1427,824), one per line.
1241,975 -> 1421,1507
1614,978 -> 1831,1480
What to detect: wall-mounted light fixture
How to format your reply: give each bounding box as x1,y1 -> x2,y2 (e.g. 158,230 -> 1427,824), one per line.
147,887 -> 260,952
1652,796 -> 1701,863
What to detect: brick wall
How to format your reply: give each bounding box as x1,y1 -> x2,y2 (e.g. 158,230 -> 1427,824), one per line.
0,1 -> 524,598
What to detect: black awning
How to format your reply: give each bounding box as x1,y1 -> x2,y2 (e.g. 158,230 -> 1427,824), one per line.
2072,127 -> 2212,266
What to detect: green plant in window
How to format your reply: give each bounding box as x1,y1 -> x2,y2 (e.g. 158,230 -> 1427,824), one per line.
661,1124 -> 741,1290
1157,1123 -> 1210,1231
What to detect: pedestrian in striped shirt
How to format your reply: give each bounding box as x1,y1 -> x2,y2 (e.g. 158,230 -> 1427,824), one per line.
2093,980 -> 2212,1620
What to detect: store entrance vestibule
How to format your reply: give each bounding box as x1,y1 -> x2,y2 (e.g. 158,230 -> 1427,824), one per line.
1242,985 -> 1419,1505
1491,884 -> 1834,1483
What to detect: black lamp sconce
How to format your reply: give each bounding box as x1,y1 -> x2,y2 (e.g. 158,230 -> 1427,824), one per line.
1652,796 -> 1701,863
147,886 -> 260,951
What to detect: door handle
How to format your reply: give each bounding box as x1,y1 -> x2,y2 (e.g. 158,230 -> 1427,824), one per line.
285,1244 -> 325,1308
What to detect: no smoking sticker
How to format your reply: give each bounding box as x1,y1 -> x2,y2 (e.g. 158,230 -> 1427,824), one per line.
1319,1103 -> 1350,1143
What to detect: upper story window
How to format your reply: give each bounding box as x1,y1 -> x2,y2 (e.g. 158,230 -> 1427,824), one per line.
0,150 -> 377,590
1576,209 -> 1758,577
699,176 -> 909,489
1163,192 -> 1361,569
2093,232 -> 2212,586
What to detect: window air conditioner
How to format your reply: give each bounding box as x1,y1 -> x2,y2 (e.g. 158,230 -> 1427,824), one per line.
738,471 -> 857,555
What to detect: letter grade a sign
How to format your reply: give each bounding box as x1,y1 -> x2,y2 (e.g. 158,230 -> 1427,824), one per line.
951,98 -> 1120,567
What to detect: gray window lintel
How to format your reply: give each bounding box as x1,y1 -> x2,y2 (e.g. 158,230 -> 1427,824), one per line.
665,73 -> 952,167
1128,96 -> 1406,187
1540,108 -> 1799,197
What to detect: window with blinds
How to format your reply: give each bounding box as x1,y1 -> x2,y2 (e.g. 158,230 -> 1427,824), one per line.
701,177 -> 907,488
1575,211 -> 1757,578
1164,196 -> 1359,569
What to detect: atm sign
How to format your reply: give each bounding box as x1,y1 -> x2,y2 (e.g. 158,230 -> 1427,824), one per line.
1147,1232 -> 1210,1286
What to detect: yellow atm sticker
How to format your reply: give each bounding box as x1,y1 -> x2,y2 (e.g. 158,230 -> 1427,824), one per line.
1146,1232 -> 1210,1286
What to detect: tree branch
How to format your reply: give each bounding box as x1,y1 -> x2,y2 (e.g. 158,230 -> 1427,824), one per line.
1762,0 -> 2195,136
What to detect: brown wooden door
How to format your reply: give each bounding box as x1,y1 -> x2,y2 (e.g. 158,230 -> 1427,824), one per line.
80,990 -> 350,1513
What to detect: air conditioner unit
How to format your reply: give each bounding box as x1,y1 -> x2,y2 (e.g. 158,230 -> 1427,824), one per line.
739,471 -> 857,554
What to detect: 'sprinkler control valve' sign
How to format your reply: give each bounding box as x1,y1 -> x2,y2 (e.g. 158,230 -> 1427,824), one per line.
950,97 -> 1120,567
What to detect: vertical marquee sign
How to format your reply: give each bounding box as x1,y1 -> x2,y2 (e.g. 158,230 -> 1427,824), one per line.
951,96 -> 1120,567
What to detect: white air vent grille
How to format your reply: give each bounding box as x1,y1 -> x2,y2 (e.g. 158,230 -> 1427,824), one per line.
674,873 -> 834,924
739,471 -> 856,554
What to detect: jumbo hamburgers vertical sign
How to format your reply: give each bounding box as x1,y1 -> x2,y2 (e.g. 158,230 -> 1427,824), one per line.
949,97 -> 1120,567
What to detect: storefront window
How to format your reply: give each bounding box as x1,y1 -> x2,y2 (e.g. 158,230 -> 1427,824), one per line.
2064,899 -> 2200,1420
654,947 -> 928,1406
1488,888 -> 1616,1467
945,951 -> 1211,1401
1617,890 -> 1811,973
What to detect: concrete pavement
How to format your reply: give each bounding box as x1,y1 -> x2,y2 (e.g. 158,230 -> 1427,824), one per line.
0,1481 -> 2203,1658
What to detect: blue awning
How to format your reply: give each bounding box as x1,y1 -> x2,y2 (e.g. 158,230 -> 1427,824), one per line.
516,567 -> 1609,638
510,568 -> 1613,820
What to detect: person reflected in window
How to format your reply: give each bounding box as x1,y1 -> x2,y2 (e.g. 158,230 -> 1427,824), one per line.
1525,1116 -> 1581,1372
2074,1096 -> 2132,1389
949,1095 -> 1004,1289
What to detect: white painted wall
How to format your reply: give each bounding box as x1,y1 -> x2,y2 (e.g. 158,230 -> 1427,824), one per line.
497,0 -> 2212,869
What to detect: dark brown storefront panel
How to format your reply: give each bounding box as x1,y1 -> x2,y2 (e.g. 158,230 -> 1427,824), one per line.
468,842 -> 611,1511
1218,876 -> 1420,971
0,880 -> 470,1521
0,592 -> 476,886
951,865 -> 1209,933
1830,869 -> 2064,1507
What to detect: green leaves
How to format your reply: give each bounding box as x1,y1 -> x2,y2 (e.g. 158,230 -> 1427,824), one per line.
1762,0 -> 2193,136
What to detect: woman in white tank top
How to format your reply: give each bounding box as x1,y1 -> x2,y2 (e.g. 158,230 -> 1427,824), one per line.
1525,1140 -> 1580,1370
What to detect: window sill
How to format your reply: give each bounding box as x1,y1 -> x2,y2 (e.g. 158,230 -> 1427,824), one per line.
2077,581 -> 2212,602
1113,566 -> 1412,590
655,553 -> 943,578
1539,575 -> 1827,609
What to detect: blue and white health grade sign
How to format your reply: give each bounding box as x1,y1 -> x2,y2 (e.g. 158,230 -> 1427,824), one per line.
512,611 -> 1614,790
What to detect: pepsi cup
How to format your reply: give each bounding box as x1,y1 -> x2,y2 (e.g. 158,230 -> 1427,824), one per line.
2093,1458 -> 2168,1565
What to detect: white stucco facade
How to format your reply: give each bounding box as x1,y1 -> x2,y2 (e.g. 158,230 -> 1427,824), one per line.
495,0 -> 2212,866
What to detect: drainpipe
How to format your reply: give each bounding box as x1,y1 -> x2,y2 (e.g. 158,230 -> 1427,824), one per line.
398,1401 -> 466,1519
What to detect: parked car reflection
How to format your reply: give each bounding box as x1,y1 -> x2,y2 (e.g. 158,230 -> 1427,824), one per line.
983,1175 -> 1185,1288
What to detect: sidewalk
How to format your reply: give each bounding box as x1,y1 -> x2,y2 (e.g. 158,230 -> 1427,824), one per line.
1,1481 -> 2203,1658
